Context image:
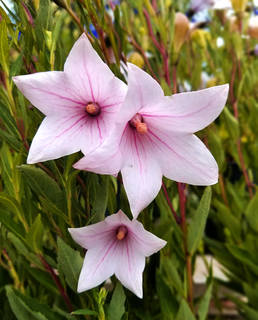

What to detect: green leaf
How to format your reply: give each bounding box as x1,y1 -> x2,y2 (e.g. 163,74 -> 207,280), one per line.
18,165 -> 63,209
226,244 -> 258,275
175,300 -> 196,320
156,271 -> 178,319
245,192 -> 258,232
197,282 -> 213,320
25,214 -> 44,253
57,237 -> 83,292
223,107 -> 239,139
6,286 -> 48,320
162,257 -> 183,295
0,208 -> 25,240
71,309 -> 98,316
188,187 -> 212,255
89,175 -> 109,223
107,283 -> 126,320
0,18 -> 8,72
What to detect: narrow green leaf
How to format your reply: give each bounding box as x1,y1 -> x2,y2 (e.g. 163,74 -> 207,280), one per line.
107,283 -> 126,320
245,192 -> 258,232
0,208 -> 25,240
175,300 -> 196,320
6,286 -> 48,320
71,309 -> 98,316
0,19 -> 8,72
18,165 -> 63,208
197,282 -> 213,320
223,107 -> 239,139
57,237 -> 83,292
25,214 -> 44,253
188,187 -> 212,255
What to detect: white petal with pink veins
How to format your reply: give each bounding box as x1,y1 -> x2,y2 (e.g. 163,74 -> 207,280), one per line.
142,84 -> 229,134
120,127 -> 163,218
13,72 -> 84,116
68,211 -> 166,297
115,240 -> 145,298
64,34 -> 126,105
129,220 -> 167,257
147,126 -> 218,185
77,239 -> 119,292
27,114 -> 87,163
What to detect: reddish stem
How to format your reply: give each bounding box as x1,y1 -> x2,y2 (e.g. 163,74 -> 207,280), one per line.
129,34 -> 159,82
162,182 -> 181,224
230,53 -> 253,198
39,254 -> 73,313
178,183 -> 193,310
172,64 -> 177,94
143,8 -> 171,86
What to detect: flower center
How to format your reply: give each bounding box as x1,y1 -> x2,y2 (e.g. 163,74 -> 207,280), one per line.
85,102 -> 101,116
129,113 -> 148,134
116,226 -> 128,240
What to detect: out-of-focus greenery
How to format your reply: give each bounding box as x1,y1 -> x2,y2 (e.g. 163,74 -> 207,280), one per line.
0,0 -> 257,319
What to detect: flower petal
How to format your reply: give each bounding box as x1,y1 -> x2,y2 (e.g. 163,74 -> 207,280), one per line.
115,63 -> 164,123
129,220 -> 167,257
147,126 -> 218,185
68,220 -> 115,250
77,238 -> 118,293
64,34 -> 126,105
121,127 -> 163,218
115,240 -> 145,298
13,72 -> 83,116
27,113 -> 88,163
73,129 -> 123,175
141,84 -> 229,133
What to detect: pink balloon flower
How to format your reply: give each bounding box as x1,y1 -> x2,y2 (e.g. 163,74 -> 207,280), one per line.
68,210 -> 166,298
13,34 -> 127,164
75,63 -> 229,218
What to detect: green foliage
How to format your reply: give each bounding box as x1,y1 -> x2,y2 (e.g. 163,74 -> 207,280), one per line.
0,0 -> 257,319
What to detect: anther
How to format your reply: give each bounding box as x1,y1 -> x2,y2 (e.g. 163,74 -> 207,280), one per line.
136,122 -> 148,134
85,102 -> 100,116
116,226 -> 128,240
129,113 -> 148,134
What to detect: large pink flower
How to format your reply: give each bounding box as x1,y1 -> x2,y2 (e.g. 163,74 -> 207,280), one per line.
75,64 -> 229,218
68,210 -> 166,298
13,34 -> 127,164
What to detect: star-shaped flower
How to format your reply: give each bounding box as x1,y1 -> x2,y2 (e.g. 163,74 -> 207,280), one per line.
13,34 -> 127,164
68,210 -> 166,298
75,64 -> 229,218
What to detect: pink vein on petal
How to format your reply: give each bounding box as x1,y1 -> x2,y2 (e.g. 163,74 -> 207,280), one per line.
28,86 -> 84,105
92,239 -> 117,276
96,118 -> 103,140
55,115 -> 86,138
133,130 -> 143,174
126,240 -> 132,273
141,92 -> 219,119
148,129 -> 209,175
83,58 -> 95,102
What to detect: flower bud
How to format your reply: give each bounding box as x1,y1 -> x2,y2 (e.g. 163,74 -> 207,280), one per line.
228,16 -> 239,33
173,12 -> 190,54
128,52 -> 144,68
230,0 -> 248,13
248,16 -> 258,39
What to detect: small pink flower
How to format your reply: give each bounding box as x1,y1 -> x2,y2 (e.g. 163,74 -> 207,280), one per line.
68,210 -> 166,298
13,34 -> 127,164
75,64 -> 229,218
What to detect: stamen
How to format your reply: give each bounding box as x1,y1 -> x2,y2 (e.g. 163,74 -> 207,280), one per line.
136,122 -> 148,134
116,226 -> 128,240
85,102 -> 100,116
129,113 -> 148,134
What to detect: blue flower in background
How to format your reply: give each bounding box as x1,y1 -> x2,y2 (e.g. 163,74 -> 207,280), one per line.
89,24 -> 98,38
